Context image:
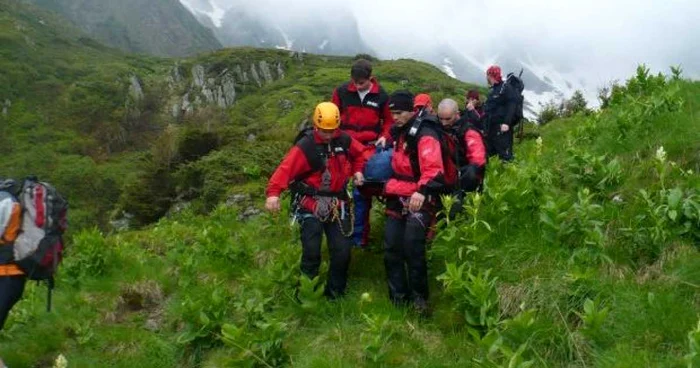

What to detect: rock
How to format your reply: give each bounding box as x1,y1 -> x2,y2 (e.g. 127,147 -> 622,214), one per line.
171,63 -> 183,83
250,64 -> 262,87
276,62 -> 285,79
225,193 -> 251,207
144,318 -> 160,332
128,75 -> 144,101
238,207 -> 262,221
192,64 -> 205,87
279,99 -> 293,114
169,201 -> 191,215
202,87 -> 215,104
181,93 -> 192,114
290,51 -> 304,61
612,194 -> 624,203
220,71 -> 236,107
110,212 -> 133,232
234,64 -> 249,83
171,103 -> 180,119
259,61 -> 273,83
247,134 -> 256,142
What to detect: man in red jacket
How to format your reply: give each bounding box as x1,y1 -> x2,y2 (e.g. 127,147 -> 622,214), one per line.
383,91 -> 446,315
332,59 -> 394,248
438,98 -> 487,193
265,102 -> 367,298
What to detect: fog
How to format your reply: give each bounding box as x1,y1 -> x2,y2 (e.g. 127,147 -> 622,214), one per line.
184,0 -> 700,92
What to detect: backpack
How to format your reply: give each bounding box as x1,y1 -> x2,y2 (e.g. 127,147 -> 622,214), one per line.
501,69 -> 525,126
0,177 -> 68,311
289,128 -> 352,200
291,128 -> 351,178
404,109 -> 454,193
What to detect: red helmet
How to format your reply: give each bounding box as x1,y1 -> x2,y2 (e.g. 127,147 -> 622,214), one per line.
486,65 -> 502,82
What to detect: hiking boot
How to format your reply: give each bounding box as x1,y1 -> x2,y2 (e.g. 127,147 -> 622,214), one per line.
413,297 -> 431,317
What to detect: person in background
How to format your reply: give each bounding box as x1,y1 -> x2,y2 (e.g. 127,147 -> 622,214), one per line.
482,65 -> 517,161
332,59 -> 394,248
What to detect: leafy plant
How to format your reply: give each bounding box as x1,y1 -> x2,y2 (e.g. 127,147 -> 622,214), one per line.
221,320 -> 289,368
62,228 -> 113,285
176,281 -> 232,348
438,263 -> 500,339
685,318 -> 700,368
361,313 -> 397,363
575,298 -> 609,342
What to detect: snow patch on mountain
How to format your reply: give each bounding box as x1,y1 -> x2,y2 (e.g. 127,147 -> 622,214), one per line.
180,0 -> 227,27
275,27 -> 294,50
319,39 -> 329,50
442,57 -> 457,79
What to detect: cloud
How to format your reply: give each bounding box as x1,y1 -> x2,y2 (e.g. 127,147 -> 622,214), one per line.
193,0 -> 700,84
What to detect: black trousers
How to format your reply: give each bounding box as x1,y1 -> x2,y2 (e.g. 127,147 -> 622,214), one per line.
0,275 -> 27,330
487,129 -> 514,162
383,209 -> 432,304
299,213 -> 353,298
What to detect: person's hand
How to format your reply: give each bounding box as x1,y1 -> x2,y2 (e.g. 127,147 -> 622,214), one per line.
500,124 -> 510,132
409,192 -> 425,212
375,136 -> 387,148
265,196 -> 281,213
353,172 -> 365,186
466,100 -> 476,111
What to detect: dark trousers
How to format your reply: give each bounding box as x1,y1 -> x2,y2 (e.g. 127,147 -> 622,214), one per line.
487,129 -> 514,162
383,209 -> 432,304
0,275 -> 27,330
299,213 -> 353,298
352,187 -> 372,247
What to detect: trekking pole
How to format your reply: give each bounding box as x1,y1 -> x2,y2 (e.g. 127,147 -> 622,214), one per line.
47,278 -> 54,312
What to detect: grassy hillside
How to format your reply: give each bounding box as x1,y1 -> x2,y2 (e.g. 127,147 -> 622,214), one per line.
21,0 -> 222,57
1,0 -> 480,229
0,64 -> 698,368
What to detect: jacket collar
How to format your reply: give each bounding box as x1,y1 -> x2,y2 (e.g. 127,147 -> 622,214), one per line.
346,77 -> 380,94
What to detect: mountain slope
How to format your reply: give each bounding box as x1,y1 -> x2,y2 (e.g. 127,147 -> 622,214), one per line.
22,0 -> 222,56
1,62 -> 698,367
180,0 -> 375,56
0,0 -> 479,229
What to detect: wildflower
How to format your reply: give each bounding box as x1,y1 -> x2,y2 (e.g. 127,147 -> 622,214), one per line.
361,292 -> 373,303
53,354 -> 68,368
655,146 -> 667,163
536,136 -> 543,156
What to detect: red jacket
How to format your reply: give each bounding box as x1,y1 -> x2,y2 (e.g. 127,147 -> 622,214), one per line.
385,123 -> 445,198
462,129 -> 487,168
331,77 -> 394,145
266,130 -> 367,213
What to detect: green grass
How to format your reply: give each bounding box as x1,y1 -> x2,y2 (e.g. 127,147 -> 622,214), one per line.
2,2 -> 700,366
2,67 -> 699,367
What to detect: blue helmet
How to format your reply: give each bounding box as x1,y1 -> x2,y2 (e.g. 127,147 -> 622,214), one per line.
363,147 -> 393,182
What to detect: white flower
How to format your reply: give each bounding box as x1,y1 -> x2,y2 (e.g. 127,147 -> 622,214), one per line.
536,137 -> 543,156
360,292 -> 372,303
655,146 -> 667,163
53,354 -> 68,368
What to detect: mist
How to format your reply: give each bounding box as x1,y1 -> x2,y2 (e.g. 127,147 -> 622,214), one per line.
185,0 -> 700,97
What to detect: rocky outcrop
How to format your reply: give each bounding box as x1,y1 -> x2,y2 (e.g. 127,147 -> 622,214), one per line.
168,60 -> 286,119
128,75 -> 144,102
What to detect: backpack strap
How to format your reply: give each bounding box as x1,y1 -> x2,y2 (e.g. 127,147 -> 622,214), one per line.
290,131 -> 352,197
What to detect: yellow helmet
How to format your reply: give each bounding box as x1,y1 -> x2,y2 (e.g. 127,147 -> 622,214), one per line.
313,102 -> 340,130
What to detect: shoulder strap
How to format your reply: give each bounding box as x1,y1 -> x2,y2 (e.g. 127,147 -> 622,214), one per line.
295,133 -> 326,181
